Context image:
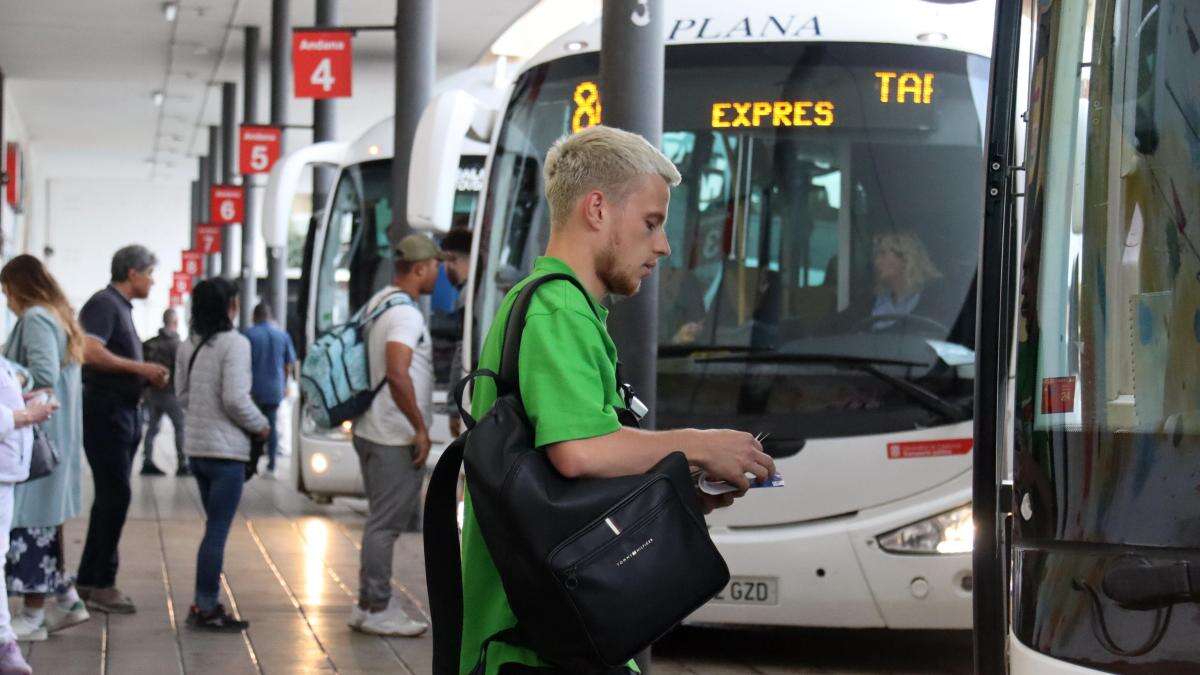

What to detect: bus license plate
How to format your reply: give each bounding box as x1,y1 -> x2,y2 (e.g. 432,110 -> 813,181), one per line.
712,576 -> 778,605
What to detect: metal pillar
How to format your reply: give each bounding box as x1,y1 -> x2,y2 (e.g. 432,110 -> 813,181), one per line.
600,0 -> 665,431
390,0 -> 435,243
267,0 -> 290,328
241,26 -> 260,328
190,179 -> 200,249
220,81 -> 238,278
206,125 -> 220,273
313,0 -> 338,218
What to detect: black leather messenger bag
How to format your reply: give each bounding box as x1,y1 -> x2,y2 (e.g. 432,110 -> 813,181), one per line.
424,273 -> 729,674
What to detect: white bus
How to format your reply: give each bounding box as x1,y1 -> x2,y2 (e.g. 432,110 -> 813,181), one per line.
445,0 -> 996,629
264,66 -> 502,501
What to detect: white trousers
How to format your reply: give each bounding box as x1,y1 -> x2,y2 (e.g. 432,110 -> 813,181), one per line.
0,482 -> 15,643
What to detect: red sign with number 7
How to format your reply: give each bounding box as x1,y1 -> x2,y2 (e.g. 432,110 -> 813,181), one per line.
196,224 -> 222,254
292,31 -> 352,99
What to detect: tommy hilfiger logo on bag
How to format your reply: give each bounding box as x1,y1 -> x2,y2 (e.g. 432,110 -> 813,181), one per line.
617,538 -> 655,567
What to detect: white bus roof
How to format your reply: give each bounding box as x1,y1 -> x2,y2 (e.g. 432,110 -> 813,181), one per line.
523,0 -> 995,73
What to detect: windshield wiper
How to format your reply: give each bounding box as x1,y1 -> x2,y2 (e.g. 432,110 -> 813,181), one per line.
696,352 -> 971,423
658,344 -> 763,358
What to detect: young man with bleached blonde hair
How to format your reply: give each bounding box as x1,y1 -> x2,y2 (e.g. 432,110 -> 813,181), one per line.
457,125 -> 776,673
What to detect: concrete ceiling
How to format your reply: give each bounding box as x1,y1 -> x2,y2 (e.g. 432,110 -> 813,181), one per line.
0,0 -> 537,182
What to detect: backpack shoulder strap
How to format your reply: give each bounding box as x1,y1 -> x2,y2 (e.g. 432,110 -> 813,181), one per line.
423,430 -> 467,675
184,333 -> 217,393
360,290 -> 417,327
496,272 -> 600,396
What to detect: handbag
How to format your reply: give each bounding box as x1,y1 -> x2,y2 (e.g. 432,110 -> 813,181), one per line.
22,425 -> 59,483
423,273 -> 729,674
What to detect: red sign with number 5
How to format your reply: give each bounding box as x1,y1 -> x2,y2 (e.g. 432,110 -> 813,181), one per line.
210,185 -> 244,224
293,31 -> 352,99
196,224 -> 222,254
239,125 -> 282,175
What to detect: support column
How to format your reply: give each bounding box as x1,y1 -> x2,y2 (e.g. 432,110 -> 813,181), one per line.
390,0 -> 435,243
313,0 -> 337,218
268,0 -> 290,326
206,125 -> 220,274
241,26 -> 261,327
220,81 -> 238,278
600,0 -> 665,430
190,178 -> 200,250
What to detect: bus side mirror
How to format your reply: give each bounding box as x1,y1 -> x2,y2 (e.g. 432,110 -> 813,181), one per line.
407,89 -> 480,233
262,141 -> 350,248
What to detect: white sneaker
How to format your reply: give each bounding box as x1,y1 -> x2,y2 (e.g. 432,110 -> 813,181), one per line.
354,602 -> 428,637
10,613 -> 47,642
347,605 -> 367,629
46,600 -> 91,633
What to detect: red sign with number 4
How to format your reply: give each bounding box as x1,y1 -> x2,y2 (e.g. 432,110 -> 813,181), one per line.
293,31 -> 352,99
172,272 -> 193,295
182,250 -> 203,277
196,224 -> 222,254
210,185 -> 244,224
240,125 -> 282,175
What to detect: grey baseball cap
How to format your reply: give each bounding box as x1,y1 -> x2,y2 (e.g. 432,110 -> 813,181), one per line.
394,233 -> 449,262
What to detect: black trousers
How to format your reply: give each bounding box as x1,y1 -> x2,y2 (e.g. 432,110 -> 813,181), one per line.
77,392 -> 142,589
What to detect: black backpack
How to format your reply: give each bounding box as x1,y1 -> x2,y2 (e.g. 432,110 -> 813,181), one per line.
423,273 -> 729,674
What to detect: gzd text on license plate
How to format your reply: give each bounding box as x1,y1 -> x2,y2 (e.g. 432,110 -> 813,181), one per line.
711,576 -> 778,605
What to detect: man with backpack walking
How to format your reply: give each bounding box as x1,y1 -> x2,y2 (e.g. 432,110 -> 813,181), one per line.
452,126 -> 774,673
346,233 -> 442,637
140,308 -> 185,475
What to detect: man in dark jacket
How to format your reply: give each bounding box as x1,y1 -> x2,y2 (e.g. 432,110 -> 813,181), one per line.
140,308 -> 186,476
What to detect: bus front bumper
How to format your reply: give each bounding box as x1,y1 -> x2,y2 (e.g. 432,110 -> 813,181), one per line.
688,484 -> 973,630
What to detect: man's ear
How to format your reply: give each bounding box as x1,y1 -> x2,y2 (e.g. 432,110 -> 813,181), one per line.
581,189 -> 606,232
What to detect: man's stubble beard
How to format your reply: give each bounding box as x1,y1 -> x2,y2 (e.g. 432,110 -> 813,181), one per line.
595,230 -> 640,297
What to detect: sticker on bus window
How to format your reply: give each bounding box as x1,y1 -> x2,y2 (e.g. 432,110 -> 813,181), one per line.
1041,376 -> 1077,414
886,438 -> 972,459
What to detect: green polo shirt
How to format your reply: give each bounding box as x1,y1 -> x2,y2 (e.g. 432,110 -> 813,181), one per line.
459,256 -> 636,674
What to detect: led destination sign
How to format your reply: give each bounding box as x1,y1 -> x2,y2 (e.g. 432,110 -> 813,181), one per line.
707,71 -> 935,129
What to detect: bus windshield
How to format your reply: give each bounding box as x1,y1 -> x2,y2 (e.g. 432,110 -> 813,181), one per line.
475,42 -> 990,438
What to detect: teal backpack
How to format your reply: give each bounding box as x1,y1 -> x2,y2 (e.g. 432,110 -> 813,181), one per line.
300,291 -> 416,428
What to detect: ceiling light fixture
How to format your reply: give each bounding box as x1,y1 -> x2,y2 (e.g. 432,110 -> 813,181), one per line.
917,31 -> 949,43
152,90 -> 165,107
564,40 -> 587,52
162,2 -> 178,22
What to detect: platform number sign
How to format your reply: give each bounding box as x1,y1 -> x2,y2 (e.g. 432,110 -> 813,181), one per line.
172,272 -> 193,295
210,185 -> 244,224
195,224 -> 222,254
239,125 -> 282,174
292,31 -> 352,99
169,290 -> 184,307
181,250 -> 203,277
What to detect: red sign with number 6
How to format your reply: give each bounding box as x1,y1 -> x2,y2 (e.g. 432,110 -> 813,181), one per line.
210,185 -> 244,224
181,250 -> 203,277
240,125 -> 282,175
196,224 -> 222,254
292,31 -> 352,99
172,272 -> 193,295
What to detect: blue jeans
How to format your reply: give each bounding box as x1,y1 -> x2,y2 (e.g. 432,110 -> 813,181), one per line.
190,457 -> 244,611
255,402 -> 280,470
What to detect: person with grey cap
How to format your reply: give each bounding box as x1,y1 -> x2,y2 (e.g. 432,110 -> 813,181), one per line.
346,233 -> 440,637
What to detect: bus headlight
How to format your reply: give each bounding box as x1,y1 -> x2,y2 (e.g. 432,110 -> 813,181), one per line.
876,504 -> 973,554
310,452 -> 330,475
